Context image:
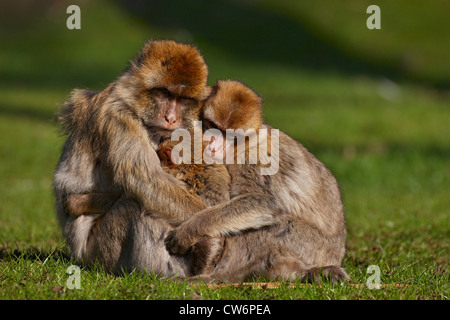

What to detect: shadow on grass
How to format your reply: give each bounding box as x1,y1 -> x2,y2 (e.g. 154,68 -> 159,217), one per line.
0,247 -> 72,264
115,0 -> 431,86
0,102 -> 57,123
302,141 -> 450,160
1,1 -> 448,92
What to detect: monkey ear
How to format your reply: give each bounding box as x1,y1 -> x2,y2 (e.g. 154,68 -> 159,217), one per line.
209,83 -> 219,98
161,147 -> 174,167
133,52 -> 144,67
202,86 -> 213,100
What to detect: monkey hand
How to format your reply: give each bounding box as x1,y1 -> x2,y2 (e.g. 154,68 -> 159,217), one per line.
165,226 -> 198,255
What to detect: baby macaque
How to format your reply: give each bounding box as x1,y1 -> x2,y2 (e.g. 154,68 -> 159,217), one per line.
156,137 -> 231,207
157,137 -> 231,274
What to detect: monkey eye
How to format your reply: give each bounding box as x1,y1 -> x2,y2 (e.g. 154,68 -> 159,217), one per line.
156,87 -> 172,97
179,96 -> 196,105
203,119 -> 221,131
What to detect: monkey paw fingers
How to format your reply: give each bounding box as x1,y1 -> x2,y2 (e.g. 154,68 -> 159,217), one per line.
164,230 -> 193,255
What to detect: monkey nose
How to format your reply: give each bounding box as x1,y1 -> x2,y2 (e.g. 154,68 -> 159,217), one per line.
164,114 -> 177,125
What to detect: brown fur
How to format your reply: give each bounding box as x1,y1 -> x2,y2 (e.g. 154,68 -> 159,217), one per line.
165,80 -> 348,283
65,192 -> 121,217
134,40 -> 210,99
55,42 -> 347,282
157,138 -> 231,275
53,40 -> 213,275
204,80 -> 263,131
66,134 -> 231,275
62,79 -> 348,282
156,138 -> 231,207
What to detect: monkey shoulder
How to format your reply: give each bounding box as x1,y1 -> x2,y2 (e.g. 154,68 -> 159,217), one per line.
226,163 -> 271,198
277,129 -> 334,179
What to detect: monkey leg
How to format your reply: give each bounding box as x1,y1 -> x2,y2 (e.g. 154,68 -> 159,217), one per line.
302,265 -> 349,284
184,255 -> 268,284
83,195 -> 193,277
83,195 -> 138,273
264,257 -> 349,284
65,192 -> 122,217
190,236 -> 225,276
263,257 -> 309,282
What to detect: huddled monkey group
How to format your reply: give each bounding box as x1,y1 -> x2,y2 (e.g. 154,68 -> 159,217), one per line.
54,40 -> 348,283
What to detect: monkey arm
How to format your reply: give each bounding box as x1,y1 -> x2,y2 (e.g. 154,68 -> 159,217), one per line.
104,112 -> 207,223
165,193 -> 278,254
65,192 -> 122,217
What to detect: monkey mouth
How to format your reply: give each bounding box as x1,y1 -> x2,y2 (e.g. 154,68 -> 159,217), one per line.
156,128 -> 176,142
144,124 -> 177,135
142,124 -> 178,143
158,127 -> 176,134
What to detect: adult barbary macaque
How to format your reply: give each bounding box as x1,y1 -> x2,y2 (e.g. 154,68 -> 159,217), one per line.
53,40 -> 213,275
165,80 -> 348,282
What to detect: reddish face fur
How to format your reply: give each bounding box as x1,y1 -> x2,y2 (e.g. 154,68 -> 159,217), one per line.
117,40 -> 211,134
133,40 -> 210,100
203,80 -> 263,131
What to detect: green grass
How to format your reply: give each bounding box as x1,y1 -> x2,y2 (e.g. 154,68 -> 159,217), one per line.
0,0 -> 448,300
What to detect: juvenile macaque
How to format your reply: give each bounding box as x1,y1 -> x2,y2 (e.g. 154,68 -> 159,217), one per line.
53,40 -> 214,275
165,80 -> 348,282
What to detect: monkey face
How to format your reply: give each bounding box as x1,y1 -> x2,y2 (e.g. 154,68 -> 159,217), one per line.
134,40 -> 210,99
200,80 -> 264,163
202,80 -> 263,132
203,130 -> 226,162
147,87 -> 203,136
126,40 -> 211,139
